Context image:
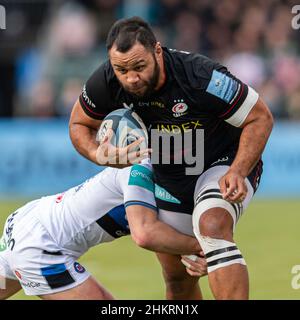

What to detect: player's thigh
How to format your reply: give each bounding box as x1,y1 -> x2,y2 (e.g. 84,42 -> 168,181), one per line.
158,209 -> 194,236
39,275 -> 114,300
0,278 -> 22,299
193,165 -> 255,231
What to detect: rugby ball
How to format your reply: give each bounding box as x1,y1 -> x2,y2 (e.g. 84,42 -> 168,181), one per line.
97,108 -> 148,150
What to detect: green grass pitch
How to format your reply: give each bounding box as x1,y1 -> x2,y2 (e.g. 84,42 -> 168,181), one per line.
0,199 -> 299,300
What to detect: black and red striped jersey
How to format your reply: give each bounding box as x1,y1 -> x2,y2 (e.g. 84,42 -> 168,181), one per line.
79,47 -> 259,208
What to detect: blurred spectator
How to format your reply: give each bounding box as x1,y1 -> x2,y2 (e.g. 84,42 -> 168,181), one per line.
287,87 -> 300,120
77,0 -> 122,42
14,2 -> 104,117
273,55 -> 300,94
0,0 -> 299,120
28,80 -> 55,118
172,11 -> 202,53
259,79 -> 288,119
224,53 -> 266,88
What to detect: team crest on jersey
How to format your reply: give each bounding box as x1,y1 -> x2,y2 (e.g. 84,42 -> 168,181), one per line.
74,262 -> 86,274
172,100 -> 188,117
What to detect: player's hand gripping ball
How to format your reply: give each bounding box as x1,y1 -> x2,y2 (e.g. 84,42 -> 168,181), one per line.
96,108 -> 150,166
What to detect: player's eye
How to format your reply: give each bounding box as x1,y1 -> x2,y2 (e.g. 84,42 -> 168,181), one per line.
117,68 -> 127,74
134,65 -> 145,72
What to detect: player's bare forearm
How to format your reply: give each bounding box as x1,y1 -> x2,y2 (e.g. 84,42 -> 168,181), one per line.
70,123 -> 100,164
69,99 -> 101,165
141,220 -> 201,255
230,97 -> 273,177
219,98 -> 273,202
127,206 -> 201,255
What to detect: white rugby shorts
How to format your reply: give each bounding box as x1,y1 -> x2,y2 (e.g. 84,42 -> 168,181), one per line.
0,200 -> 90,296
158,165 -> 254,236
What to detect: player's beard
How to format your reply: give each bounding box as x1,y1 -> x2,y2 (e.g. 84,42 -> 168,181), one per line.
126,55 -> 160,99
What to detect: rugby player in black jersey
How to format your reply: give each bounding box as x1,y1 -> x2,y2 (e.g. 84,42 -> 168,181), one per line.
69,17 -> 273,300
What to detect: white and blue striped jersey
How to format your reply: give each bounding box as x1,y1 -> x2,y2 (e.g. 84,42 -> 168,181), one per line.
34,162 -> 156,257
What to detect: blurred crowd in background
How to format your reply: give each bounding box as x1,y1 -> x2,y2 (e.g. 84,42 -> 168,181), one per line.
0,0 -> 300,120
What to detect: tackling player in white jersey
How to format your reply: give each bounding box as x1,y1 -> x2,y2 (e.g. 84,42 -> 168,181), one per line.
0,161 -> 205,300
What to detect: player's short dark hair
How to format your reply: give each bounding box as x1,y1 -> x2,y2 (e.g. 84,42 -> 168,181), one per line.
106,16 -> 157,53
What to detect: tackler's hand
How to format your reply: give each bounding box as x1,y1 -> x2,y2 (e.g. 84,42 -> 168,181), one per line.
181,252 -> 208,277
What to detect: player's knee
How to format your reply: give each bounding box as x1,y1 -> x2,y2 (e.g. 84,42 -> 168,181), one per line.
199,208 -> 233,240
192,203 -> 246,273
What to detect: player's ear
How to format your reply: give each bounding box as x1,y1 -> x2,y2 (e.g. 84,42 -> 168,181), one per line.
154,42 -> 162,55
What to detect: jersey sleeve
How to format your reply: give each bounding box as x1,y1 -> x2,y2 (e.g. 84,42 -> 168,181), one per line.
117,164 -> 157,213
79,63 -> 113,120
192,56 -> 259,127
